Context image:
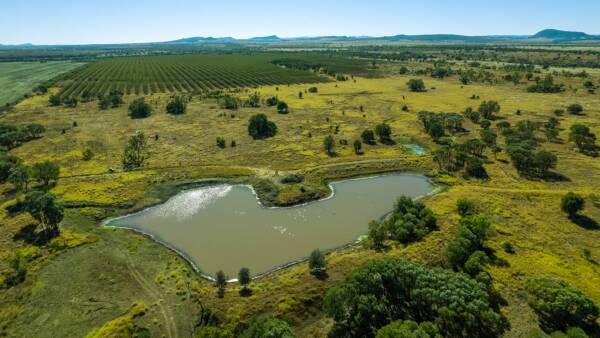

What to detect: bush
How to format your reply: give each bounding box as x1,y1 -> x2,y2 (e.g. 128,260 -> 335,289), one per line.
525,276 -> 599,332
128,98 -> 152,118
308,87 -> 318,93
361,129 -> 376,144
375,123 -> 392,143
166,95 -> 186,115
324,258 -> 508,338
308,249 -> 327,277
407,79 -> 426,92
248,114 -> 277,139
265,96 -> 278,106
276,101 -> 289,114
238,267 -> 251,295
240,315 -> 294,338
353,139 -> 362,154
567,104 -> 584,115
48,94 -> 61,106
561,192 -> 585,218
372,196 -> 437,245
82,148 -> 94,161
122,132 -> 148,171
478,100 -> 500,120
324,135 -> 335,155
220,95 -> 239,110
465,156 -> 487,179
376,320 -> 440,338
569,124 -> 597,154
280,174 -> 304,184
457,198 -> 476,216
216,137 -> 226,148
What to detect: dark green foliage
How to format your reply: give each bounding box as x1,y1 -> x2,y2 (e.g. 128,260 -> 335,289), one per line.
216,137 -> 226,149
308,249 -> 326,277
238,267 -> 251,296
324,258 -> 509,338
0,123 -> 45,149
464,250 -> 490,276
240,315 -> 294,338
419,111 -> 464,141
24,191 -> 64,236
122,132 -> 148,171
82,148 -> 94,161
569,124 -> 597,155
457,198 -> 476,217
308,86 -> 318,93
480,119 -> 492,129
64,96 -> 78,108
478,100 -> 500,120
361,129 -> 376,144
447,214 -> 491,269
368,220 -> 387,250
31,161 -> 60,189
407,79 -> 426,92
265,96 -> 278,106
375,123 -> 392,143
480,129 -> 498,147
502,241 -> 515,254
8,164 -> 29,192
324,135 -> 335,155
353,139 -> 362,154
221,95 -> 239,110
276,101 -> 289,114
166,95 -> 187,115
215,270 -> 227,298
48,94 -> 61,106
431,66 -> 452,79
567,104 -> 584,115
528,75 -> 563,93
128,98 -> 152,118
463,107 -> 480,123
248,114 -> 277,139
526,276 -> 599,333
244,92 -> 261,107
376,320 -> 441,338
280,174 -> 304,184
1,253 -> 27,289
561,192 -> 585,218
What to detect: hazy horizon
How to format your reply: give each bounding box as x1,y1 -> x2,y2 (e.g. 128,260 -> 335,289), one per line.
2,0 -> 600,45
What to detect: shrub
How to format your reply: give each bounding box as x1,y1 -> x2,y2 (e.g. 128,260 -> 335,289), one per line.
407,79 -> 426,92
265,96 -> 278,106
128,98 -> 152,118
122,132 -> 148,171
375,123 -> 392,143
478,100 -> 500,120
567,104 -> 584,115
240,315 -> 293,338
457,198 -> 476,216
569,124 -> 597,154
216,137 -> 226,148
82,148 -> 94,161
308,87 -> 318,93
308,249 -> 326,277
220,95 -> 239,110
324,135 -> 335,155
353,139 -> 362,154
376,320 -> 440,338
248,114 -> 277,139
361,129 -> 376,144
276,101 -> 289,114
48,94 -> 61,106
166,95 -> 186,115
525,276 -> 599,332
238,267 -> 251,296
280,174 -> 304,184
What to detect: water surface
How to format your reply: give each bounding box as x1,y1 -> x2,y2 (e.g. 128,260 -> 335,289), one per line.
107,174 -> 434,277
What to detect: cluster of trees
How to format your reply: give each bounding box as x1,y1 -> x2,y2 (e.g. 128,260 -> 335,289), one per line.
361,123 -> 393,145
527,75 -> 563,93
569,124 -> 597,156
526,276 -> 598,334
446,211 -> 492,277
0,123 -> 45,149
98,90 -> 124,110
324,258 -> 509,337
2,160 -> 60,193
248,114 -> 277,139
418,111 -> 464,141
504,121 -> 558,177
1,253 -> 27,289
433,141 -> 489,179
367,196 -> 437,248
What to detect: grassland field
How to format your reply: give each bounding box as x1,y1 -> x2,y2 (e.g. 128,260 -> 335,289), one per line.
1,55 -> 600,337
0,61 -> 84,107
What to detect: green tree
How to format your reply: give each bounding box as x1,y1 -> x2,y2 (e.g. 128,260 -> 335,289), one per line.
407,79 -> 426,92
561,192 -> 585,218
240,315 -> 294,338
277,101 -> 289,114
122,132 -> 148,171
324,135 -> 335,155
375,123 -> 392,143
31,161 -> 60,189
361,129 -> 376,144
166,95 -> 186,115
480,129 -> 498,147
248,114 -> 277,139
308,249 -> 327,277
48,94 -> 61,106
447,214 -> 491,269
215,270 -> 227,298
24,191 -> 64,236
8,164 -> 29,192
238,267 -> 251,296
567,103 -> 584,115
533,150 -> 557,176
526,276 -> 599,332
128,98 -> 152,118
569,124 -> 596,154
457,198 -> 476,217
478,100 -> 500,120
368,220 -> 387,250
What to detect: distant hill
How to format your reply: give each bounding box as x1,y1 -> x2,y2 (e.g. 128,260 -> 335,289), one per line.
530,29 -> 597,41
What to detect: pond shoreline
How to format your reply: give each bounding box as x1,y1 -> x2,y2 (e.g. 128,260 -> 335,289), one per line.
102,171 -> 440,282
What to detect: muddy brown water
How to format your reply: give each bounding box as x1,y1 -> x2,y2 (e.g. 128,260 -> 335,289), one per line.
106,174 -> 435,278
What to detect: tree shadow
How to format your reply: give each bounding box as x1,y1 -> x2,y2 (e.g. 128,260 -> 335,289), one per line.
310,270 -> 329,281
5,200 -> 26,217
239,287 -> 253,297
13,224 -> 57,246
380,139 -> 397,146
571,214 -> 599,230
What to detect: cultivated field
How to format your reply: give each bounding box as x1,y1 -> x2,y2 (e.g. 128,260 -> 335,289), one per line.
0,61 -> 83,106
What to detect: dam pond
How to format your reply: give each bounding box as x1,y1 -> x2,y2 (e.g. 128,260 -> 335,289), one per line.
106,174 -> 435,278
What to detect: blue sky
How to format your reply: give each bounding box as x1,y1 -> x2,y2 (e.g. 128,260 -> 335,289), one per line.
1,0 -> 599,45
